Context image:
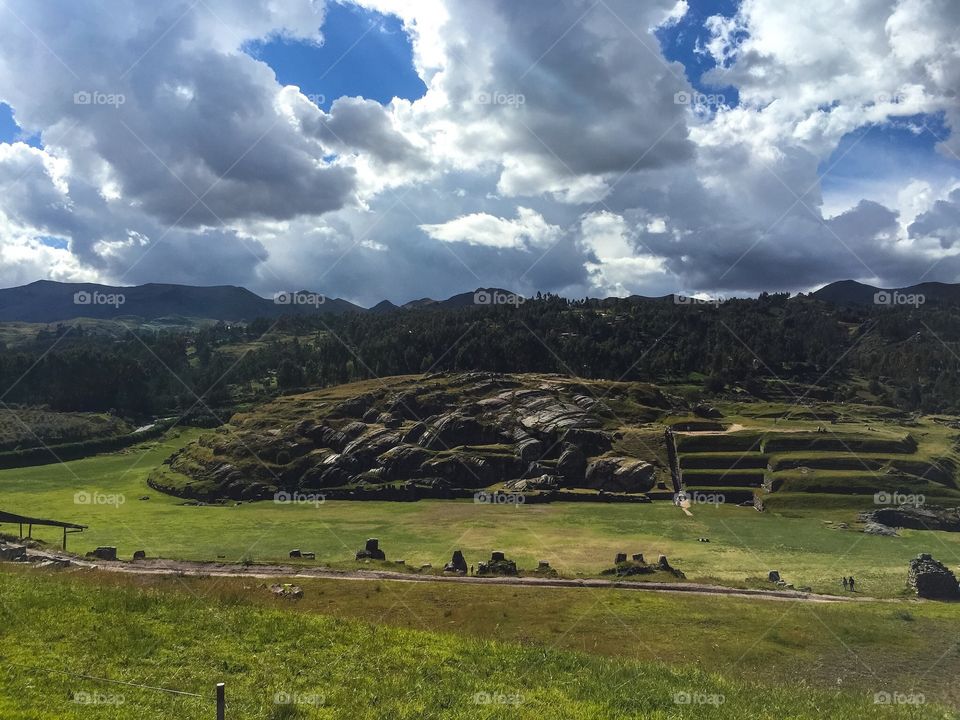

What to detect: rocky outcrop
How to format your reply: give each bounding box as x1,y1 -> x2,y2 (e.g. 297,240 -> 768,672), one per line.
585,457 -> 656,492
908,554 -> 960,599
860,506 -> 960,533
163,372 -> 664,502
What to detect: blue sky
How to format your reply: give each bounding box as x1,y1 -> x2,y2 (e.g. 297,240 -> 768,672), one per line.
244,1 -> 425,110
655,0 -> 741,104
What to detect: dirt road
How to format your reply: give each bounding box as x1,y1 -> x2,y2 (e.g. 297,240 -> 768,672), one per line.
12,545 -> 867,603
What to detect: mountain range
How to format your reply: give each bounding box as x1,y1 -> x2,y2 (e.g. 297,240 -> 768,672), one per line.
0,279 -> 955,323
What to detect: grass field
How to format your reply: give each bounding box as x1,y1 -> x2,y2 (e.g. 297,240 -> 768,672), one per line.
0,566 -> 950,719
3,430 -> 960,597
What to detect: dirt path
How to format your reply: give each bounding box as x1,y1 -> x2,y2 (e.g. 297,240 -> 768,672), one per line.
16,546 -> 868,604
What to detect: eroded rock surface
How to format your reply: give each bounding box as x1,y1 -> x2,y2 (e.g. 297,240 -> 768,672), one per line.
160,373 -> 670,501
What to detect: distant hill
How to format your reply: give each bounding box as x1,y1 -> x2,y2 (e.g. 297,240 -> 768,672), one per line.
812,280 -> 960,306
0,280 -> 364,323
0,281 -> 528,323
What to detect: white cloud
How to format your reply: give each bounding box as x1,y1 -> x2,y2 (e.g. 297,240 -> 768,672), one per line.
420,207 -> 561,249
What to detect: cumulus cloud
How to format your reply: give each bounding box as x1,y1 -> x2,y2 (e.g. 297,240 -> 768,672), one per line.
0,0 -> 956,301
420,207 -> 561,249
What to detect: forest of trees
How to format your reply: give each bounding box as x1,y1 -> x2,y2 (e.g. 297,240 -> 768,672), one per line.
1,293 -> 959,419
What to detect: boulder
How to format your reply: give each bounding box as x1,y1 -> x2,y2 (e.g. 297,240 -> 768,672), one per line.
560,428 -> 612,455
585,457 -> 656,493
376,412 -> 401,428
615,552 -> 628,564
302,552 -> 316,560
444,549 -> 468,574
289,549 -> 302,558
694,403 -> 723,419
86,547 -> 118,561
515,436 -> 544,463
418,413 -> 503,449
863,522 -> 898,537
908,553 -> 960,599
556,444 -> 586,480
132,550 -> 146,561
356,538 -> 386,561
632,553 -> 645,563
768,570 -> 781,583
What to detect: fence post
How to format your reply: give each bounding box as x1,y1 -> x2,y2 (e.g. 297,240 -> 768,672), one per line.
216,682 -> 225,720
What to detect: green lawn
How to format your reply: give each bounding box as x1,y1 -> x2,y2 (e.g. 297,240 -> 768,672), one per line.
2,430 -> 960,597
0,567 -> 948,719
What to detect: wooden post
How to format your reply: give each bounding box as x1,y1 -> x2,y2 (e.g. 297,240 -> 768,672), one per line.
216,682 -> 225,720
63,526 -> 67,551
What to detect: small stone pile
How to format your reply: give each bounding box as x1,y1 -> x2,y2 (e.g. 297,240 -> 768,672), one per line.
269,583 -> 304,600
355,538 -> 386,561
532,560 -> 558,577
908,553 -> 960,599
476,551 -> 518,576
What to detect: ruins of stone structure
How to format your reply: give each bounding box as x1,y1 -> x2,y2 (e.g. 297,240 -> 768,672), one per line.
908,553 -> 960,599
476,550 -> 518,576
444,550 -> 467,574
355,538 -> 386,561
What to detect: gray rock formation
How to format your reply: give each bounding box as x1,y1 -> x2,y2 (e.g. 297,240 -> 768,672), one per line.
908,553 -> 960,599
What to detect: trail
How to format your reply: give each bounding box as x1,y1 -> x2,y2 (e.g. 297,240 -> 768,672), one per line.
10,545 -> 870,604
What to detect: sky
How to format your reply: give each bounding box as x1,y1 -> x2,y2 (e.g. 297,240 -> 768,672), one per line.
0,0 -> 958,305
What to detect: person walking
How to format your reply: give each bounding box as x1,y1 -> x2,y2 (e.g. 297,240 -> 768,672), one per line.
849,576 -> 856,592
842,577 -> 848,591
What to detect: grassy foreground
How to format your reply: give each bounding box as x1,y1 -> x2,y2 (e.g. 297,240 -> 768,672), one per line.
0,567 -> 947,719
2,430 -> 960,597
